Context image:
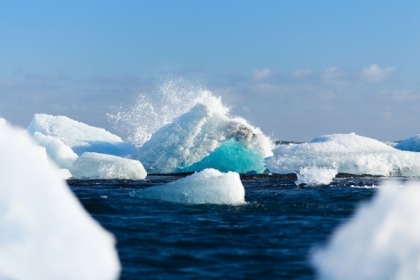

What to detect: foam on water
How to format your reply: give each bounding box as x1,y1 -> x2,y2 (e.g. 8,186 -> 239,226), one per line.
266,133 -> 420,176
312,180 -> 420,279
295,167 -> 338,186
395,134 -> 420,152
28,114 -> 137,157
0,122 -> 120,279
133,168 -> 245,205
72,152 -> 147,180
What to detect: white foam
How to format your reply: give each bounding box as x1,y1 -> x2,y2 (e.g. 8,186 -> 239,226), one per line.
136,103 -> 273,174
312,180 -> 420,279
134,168 -> 245,205
295,167 -> 338,186
28,114 -> 137,157
0,123 -> 120,279
73,152 -> 147,179
266,133 -> 420,176
395,134 -> 420,152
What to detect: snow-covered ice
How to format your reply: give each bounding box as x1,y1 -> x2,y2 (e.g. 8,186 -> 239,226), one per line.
28,114 -> 137,157
295,167 -> 338,186
134,168 -> 245,205
136,103 -> 273,174
395,134 -> 420,152
312,180 -> 420,280
0,122 -> 120,280
73,152 -> 147,180
266,133 -> 420,176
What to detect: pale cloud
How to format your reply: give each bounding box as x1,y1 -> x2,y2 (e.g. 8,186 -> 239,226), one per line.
322,67 -> 347,85
361,64 -> 395,82
252,68 -> 274,81
291,68 -> 313,78
391,90 -> 420,101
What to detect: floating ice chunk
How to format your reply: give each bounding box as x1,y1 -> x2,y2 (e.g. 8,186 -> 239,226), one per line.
0,123 -> 120,279
395,134 -> 420,152
28,114 -> 137,156
58,168 -> 73,179
134,168 -> 245,205
312,180 -> 420,279
73,152 -> 147,179
0,118 -> 5,126
32,131 -> 78,171
266,133 -> 420,176
295,167 -> 338,186
136,103 -> 273,174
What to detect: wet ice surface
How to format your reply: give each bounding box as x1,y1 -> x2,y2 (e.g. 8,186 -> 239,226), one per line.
69,175 -> 384,279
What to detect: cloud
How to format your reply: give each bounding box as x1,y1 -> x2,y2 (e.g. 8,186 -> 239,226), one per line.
361,64 -> 395,82
291,68 -> 313,78
322,67 -> 347,85
252,68 -> 273,81
391,90 -> 420,101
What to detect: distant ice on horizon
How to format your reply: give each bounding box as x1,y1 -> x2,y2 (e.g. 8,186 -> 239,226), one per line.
395,134 -> 420,152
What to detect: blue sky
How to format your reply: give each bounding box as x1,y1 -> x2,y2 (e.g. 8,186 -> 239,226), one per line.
1,1 -> 419,141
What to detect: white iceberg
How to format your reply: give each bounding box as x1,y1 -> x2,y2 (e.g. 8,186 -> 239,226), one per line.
73,152 -> 147,180
136,103 -> 273,174
295,167 -> 338,186
32,131 -> 79,171
0,118 -> 5,126
28,114 -> 137,157
134,168 -> 245,205
312,180 -> 420,280
395,134 -> 420,152
266,133 -> 420,176
0,123 -> 120,279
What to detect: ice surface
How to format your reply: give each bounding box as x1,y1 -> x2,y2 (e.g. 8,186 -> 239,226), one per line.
32,131 -> 78,171
395,134 -> 420,152
28,114 -> 137,156
134,168 -> 245,205
312,180 -> 420,279
0,118 -> 5,126
73,152 -> 147,180
295,167 -> 338,186
0,123 -> 120,279
266,133 -> 420,176
136,103 -> 273,174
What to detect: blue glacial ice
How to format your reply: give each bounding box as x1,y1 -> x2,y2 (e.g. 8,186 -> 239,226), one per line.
395,134 -> 420,152
266,133 -> 420,176
136,103 -> 273,174
134,168 -> 245,205
0,122 -> 120,280
28,114 -> 137,157
312,180 -> 420,279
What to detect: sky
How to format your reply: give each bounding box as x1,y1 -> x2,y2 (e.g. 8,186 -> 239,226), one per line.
0,0 -> 419,142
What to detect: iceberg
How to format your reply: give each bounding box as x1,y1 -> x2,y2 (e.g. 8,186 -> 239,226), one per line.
73,152 -> 147,180
136,103 -> 273,174
0,123 -> 120,279
312,180 -> 420,279
32,131 -> 79,171
134,168 -> 245,205
0,118 -> 5,126
295,167 -> 338,186
266,133 -> 420,176
28,114 -> 137,157
395,134 -> 420,152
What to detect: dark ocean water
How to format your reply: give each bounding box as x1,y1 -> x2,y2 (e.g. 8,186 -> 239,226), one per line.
69,175 -> 379,280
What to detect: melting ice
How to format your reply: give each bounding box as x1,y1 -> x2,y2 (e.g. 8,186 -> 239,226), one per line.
0,122 -> 120,280
266,133 -> 420,176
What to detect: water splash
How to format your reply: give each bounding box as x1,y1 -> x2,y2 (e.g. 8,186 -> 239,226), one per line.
107,77 -> 229,146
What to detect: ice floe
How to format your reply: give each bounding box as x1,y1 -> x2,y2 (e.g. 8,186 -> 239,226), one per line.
295,167 -> 338,186
266,133 -> 420,176
72,152 -> 147,180
0,122 -> 120,280
395,134 -> 420,152
136,103 -> 273,174
28,114 -> 137,157
134,168 -> 245,205
312,180 -> 420,279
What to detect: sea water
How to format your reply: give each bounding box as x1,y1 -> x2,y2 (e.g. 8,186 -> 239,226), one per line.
69,175 -> 380,279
